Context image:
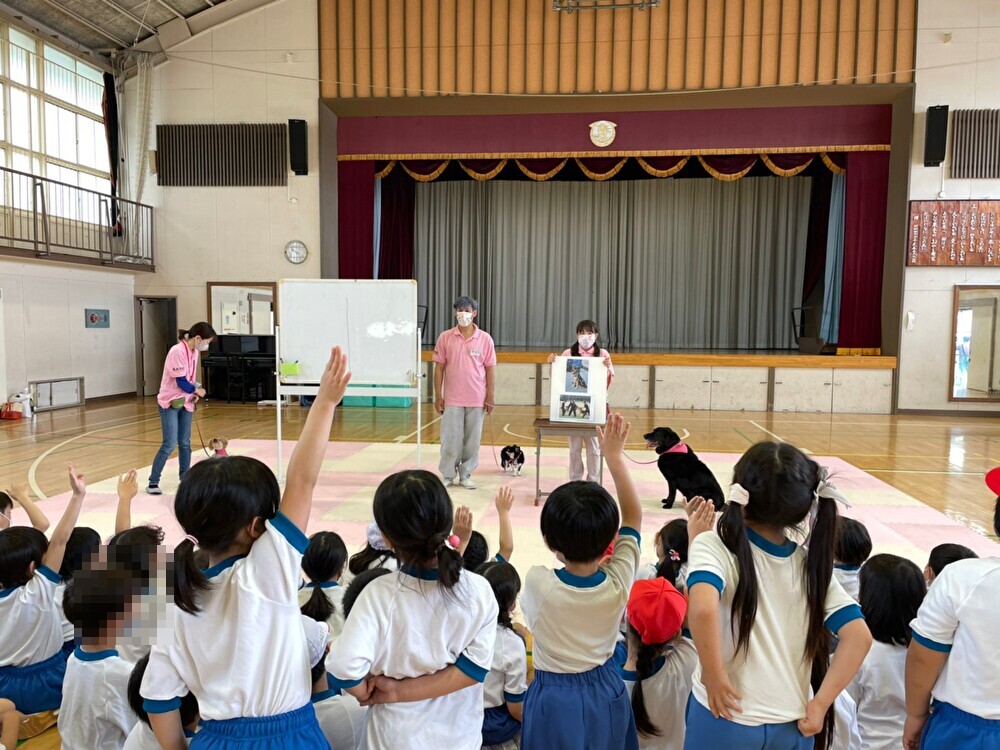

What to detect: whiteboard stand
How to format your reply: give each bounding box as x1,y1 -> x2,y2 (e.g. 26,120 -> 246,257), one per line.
274,325 -> 423,482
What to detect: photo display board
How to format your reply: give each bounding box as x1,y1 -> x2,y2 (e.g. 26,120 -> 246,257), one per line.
549,356 -> 608,424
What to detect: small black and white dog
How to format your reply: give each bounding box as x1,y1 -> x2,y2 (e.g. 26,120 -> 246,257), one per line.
644,427 -> 725,511
501,445 -> 525,476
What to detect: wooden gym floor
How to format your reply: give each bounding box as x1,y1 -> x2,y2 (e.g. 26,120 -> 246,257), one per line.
2,395 -> 999,540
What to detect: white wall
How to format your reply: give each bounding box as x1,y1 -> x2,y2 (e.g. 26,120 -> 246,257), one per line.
126,0 -> 321,327
898,0 -> 1000,410
0,259 -> 136,399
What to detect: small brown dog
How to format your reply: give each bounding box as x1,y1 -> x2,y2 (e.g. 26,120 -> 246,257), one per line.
209,437 -> 229,457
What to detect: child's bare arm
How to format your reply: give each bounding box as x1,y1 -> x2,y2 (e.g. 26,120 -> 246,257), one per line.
114,470 -> 138,534
597,414 -> 641,531
149,711 -> 188,750
281,348 -> 351,532
6,484 -> 49,532
495,486 -> 515,561
42,465 -> 86,574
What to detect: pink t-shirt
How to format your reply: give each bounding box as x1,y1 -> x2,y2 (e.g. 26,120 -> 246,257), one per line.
561,346 -> 615,384
157,341 -> 199,412
433,326 -> 497,407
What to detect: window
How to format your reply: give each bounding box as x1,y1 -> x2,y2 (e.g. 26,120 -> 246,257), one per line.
0,24 -> 110,200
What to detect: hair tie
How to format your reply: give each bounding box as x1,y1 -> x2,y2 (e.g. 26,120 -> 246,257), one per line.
184,535 -> 199,546
366,519 -> 390,552
444,534 -> 461,551
814,466 -> 851,508
668,549 -> 681,563
727,483 -> 750,507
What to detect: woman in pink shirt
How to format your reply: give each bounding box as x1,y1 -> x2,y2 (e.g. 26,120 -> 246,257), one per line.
146,322 -> 216,495
547,320 -> 615,482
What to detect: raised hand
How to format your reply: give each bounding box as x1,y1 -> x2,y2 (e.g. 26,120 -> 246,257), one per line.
316,347 -> 352,405
453,505 -> 473,552
596,413 -> 630,459
7,483 -> 30,504
117,470 -> 139,501
494,486 -> 514,515
546,353 -> 556,365
68,463 -> 86,497
685,496 -> 716,540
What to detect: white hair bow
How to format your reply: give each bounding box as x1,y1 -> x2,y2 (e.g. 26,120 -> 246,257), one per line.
814,466 -> 851,508
366,519 -> 390,551
727,483 -> 750,507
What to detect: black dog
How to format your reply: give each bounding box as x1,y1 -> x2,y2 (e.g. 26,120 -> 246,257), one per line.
501,445 -> 525,476
644,427 -> 725,510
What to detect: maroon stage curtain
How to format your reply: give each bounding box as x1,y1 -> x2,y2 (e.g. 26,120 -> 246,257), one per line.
458,159 -> 507,180
576,157 -> 628,180
516,158 -> 568,181
338,160 -> 375,279
802,167 -> 833,304
400,160 -> 449,181
698,154 -> 759,180
838,151 -> 890,352
636,155 -> 688,177
378,166 -> 415,279
763,153 -> 814,176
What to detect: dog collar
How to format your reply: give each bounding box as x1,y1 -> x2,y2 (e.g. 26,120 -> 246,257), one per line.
658,442 -> 689,455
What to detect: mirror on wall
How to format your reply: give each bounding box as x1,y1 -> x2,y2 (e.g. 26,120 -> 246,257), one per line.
951,285 -> 1000,401
207,282 -> 276,336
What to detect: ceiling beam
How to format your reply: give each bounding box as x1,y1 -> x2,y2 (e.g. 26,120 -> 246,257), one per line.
93,0 -> 158,34
34,0 -> 130,48
155,0 -> 185,20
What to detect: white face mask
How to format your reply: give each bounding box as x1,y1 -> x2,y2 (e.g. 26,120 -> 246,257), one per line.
196,342 -> 210,352
456,311 -> 474,327
578,334 -> 597,349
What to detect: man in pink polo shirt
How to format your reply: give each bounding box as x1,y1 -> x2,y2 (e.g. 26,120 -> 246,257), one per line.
433,296 -> 496,490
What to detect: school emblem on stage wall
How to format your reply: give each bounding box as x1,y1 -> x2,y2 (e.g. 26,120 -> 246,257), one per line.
589,120 -> 617,148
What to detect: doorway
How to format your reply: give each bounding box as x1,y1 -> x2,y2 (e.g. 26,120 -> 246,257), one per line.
135,297 -> 177,398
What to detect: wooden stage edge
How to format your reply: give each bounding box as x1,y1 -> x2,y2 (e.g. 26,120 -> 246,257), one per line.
420,349 -> 897,369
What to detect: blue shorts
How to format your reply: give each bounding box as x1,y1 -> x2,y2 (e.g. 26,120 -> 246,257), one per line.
191,703 -> 328,749
522,658 -> 638,750
0,651 -> 67,714
484,704 -> 521,745
922,702 -> 1000,750
684,695 -> 813,750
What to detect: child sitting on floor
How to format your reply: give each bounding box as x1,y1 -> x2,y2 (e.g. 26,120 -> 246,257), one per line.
458,487 -> 516,569
478,561 -> 528,750
923,543 -> 978,586
833,518 -> 872,601
846,554 -> 926,750
299,531 -> 349,638
0,484 -> 49,532
58,562 -> 142,749
124,654 -> 200,749
55,526 -> 101,654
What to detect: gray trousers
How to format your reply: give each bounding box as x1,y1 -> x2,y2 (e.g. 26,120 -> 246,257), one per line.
569,435 -> 601,482
439,406 -> 485,481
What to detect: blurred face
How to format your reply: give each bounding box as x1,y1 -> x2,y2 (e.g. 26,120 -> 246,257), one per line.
577,328 -> 597,349
195,336 -> 214,352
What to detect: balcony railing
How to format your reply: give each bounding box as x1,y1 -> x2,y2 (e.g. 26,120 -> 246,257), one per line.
0,165 -> 154,270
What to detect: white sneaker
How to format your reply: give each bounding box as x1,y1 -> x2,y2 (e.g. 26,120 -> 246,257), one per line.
459,477 -> 477,490
443,476 -> 458,488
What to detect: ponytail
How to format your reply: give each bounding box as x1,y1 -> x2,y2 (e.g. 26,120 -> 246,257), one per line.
178,321 -> 216,342
348,545 -> 395,576
173,538 -> 210,615
435,534 -> 463,590
301,585 -> 335,623
628,626 -> 663,739
718,502 -> 759,657
805,496 -> 838,750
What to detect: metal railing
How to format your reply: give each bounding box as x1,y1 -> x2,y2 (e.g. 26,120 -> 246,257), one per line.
0,165 -> 154,269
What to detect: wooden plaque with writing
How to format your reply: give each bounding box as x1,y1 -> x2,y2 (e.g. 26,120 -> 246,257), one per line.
908,201 -> 1000,266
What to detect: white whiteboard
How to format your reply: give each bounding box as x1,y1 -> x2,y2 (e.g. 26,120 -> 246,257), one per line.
277,279 -> 418,386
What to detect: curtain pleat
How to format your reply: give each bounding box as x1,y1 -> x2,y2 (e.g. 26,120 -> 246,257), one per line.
377,167 -> 416,279
415,177 -> 811,349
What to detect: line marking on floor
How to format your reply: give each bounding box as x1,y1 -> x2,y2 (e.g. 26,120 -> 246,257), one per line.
748,420 -> 812,454
393,415 -> 442,443
26,414 -> 163,500
862,468 -> 984,476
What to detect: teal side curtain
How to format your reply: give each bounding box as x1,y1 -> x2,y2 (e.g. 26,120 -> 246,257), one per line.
821,173 -> 846,344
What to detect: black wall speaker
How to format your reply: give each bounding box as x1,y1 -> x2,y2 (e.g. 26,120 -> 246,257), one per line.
289,119 -> 308,175
924,105 -> 949,167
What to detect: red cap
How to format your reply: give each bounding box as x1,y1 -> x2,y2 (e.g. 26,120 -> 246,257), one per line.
987,467 -> 1000,497
627,578 -> 687,645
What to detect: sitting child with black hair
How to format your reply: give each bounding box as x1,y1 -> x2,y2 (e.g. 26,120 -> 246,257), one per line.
478,561 -> 528,750
520,414 -> 642,749
637,518 -> 691,587
344,519 -> 398,584
0,483 -> 49,532
844,554 -> 926,750
58,562 -> 143,749
834,517 -> 873,601
457,487 -> 516,570
110,469 -> 171,664
341,567 -> 393,619
299,531 -> 349,638
0,465 -> 87,728
124,654 -> 200,749
621,577 -> 693,750
924,543 -> 978,586
54,526 -> 102,654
